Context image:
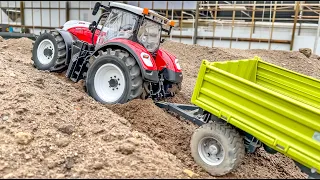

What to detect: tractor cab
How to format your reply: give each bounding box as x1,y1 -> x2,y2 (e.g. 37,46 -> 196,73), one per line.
90,2 -> 175,54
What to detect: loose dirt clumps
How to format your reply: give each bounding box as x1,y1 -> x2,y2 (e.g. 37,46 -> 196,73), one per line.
0,37 -> 187,178
0,36 -> 314,179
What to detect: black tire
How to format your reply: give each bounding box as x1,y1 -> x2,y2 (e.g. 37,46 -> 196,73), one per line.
190,121 -> 245,176
31,30 -> 67,72
85,48 -> 143,104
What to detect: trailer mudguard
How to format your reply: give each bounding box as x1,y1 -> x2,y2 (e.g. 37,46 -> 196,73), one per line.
55,28 -> 78,64
155,48 -> 183,83
93,38 -> 159,83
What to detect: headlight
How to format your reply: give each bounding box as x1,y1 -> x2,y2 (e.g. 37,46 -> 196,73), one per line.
175,59 -> 181,70
140,52 -> 153,67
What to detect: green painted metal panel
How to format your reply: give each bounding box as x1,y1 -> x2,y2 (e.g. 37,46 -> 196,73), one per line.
191,56 -> 320,173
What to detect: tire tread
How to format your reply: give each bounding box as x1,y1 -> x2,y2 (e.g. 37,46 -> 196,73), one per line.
190,121 -> 245,176
85,47 -> 143,103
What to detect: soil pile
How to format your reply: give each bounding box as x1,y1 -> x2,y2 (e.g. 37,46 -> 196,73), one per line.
0,37 -> 187,179
0,37 -> 311,179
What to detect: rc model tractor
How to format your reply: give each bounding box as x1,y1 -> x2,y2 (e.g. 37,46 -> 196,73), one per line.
32,1 -> 182,104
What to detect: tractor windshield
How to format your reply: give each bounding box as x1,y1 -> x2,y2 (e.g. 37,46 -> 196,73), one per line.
137,19 -> 161,52
96,8 -> 139,48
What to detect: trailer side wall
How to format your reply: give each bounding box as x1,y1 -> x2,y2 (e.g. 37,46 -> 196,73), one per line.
191,58 -> 320,173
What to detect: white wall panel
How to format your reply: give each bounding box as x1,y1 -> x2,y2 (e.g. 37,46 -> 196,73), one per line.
69,9 -> 80,20
69,1 -> 80,8
41,1 -> 50,8
0,1 -> 319,55
50,10 -> 61,27
139,1 -> 152,8
128,1 -> 138,7
41,9 -> 50,27
1,1 -> 9,7
168,1 -> 182,9
32,8 -> 41,26
153,1 -> 167,9
49,1 -> 60,8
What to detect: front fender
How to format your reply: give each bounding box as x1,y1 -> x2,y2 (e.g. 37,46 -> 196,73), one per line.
155,48 -> 183,83
93,38 -> 159,83
55,28 -> 78,65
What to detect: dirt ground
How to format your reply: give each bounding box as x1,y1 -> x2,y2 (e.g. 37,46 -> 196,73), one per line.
0,37 -> 315,179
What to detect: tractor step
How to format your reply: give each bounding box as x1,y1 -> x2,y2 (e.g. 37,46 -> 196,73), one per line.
66,40 -> 94,82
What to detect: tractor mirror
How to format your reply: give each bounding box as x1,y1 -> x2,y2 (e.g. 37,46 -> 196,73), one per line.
160,39 -> 165,44
89,21 -> 97,31
92,2 -> 101,15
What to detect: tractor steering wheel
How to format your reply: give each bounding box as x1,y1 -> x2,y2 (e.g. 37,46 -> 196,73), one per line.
119,24 -> 133,31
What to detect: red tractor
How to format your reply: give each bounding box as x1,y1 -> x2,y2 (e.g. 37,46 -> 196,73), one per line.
32,2 -> 182,104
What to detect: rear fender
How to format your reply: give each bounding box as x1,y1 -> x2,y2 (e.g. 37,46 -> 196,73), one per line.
55,28 -> 78,64
93,38 -> 159,83
155,48 -> 183,83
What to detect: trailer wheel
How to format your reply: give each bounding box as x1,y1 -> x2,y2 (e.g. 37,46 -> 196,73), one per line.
190,122 -> 245,176
85,48 -> 143,104
32,30 -> 67,72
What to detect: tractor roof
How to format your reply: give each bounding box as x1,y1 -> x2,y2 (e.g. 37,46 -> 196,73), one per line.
109,2 -> 175,27
109,2 -> 157,16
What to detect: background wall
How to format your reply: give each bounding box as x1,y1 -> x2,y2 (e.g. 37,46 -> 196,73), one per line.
0,1 -> 319,55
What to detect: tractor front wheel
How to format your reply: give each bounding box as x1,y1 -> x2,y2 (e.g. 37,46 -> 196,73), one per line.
85,48 -> 143,104
32,30 -> 67,72
190,121 -> 245,176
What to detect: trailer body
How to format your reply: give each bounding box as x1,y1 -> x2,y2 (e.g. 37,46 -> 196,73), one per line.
191,56 -> 320,174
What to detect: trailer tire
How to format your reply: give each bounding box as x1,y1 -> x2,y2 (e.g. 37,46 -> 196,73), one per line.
190,121 -> 245,176
85,48 -> 143,104
32,30 -> 67,72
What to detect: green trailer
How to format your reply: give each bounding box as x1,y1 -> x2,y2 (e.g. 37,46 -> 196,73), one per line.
155,56 -> 320,178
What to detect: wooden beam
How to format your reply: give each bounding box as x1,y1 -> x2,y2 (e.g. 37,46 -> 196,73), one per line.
40,1 -> 42,32
230,2 -> 236,48
49,1 -> 51,28
212,1 -> 218,47
66,1 -> 70,21
290,1 -> 300,50
193,1 -> 200,45
291,15 -> 320,19
0,2 -> 2,24
8,24 -> 56,29
180,1 -> 184,43
20,1 -> 25,28
166,1 -> 168,18
162,34 -> 291,44
249,1 -> 256,49
268,1 -> 277,50
58,1 -> 61,27
31,1 -> 34,33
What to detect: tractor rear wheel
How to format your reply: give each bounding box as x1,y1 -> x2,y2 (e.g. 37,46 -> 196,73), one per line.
85,48 -> 143,104
32,30 -> 67,72
190,121 -> 245,176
